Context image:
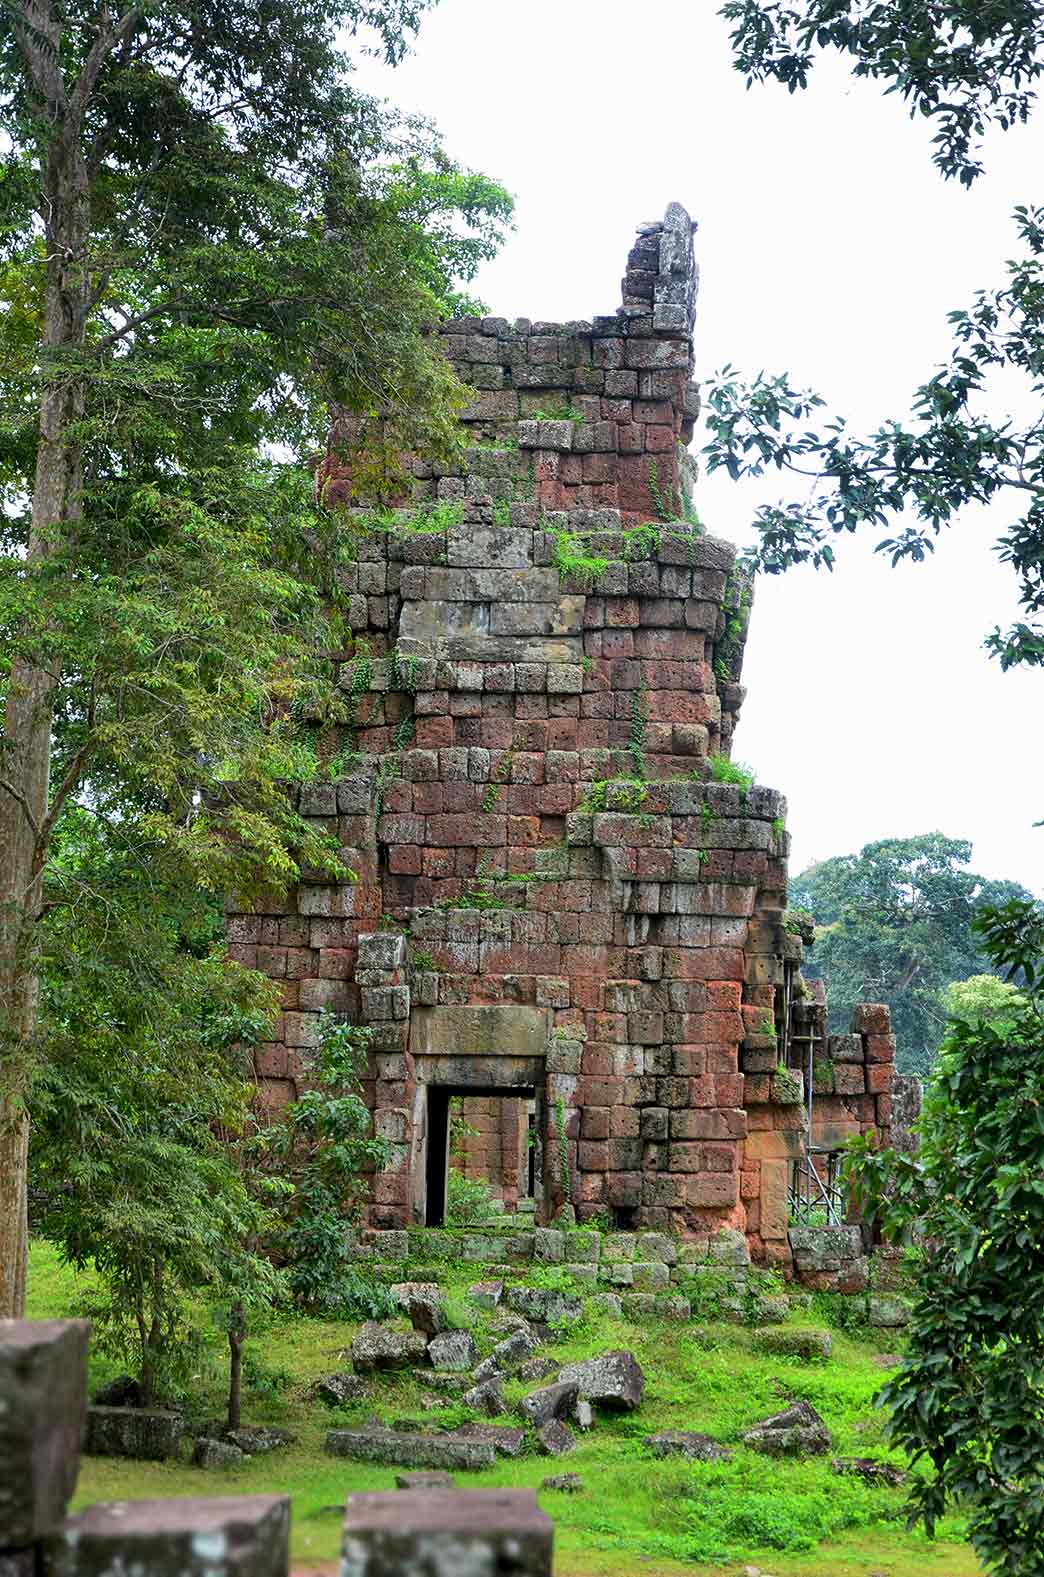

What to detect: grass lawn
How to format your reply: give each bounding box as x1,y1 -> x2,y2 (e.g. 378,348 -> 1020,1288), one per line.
27,1240 -> 979,1576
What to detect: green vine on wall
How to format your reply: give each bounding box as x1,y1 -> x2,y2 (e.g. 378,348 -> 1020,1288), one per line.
629,682 -> 649,782
555,1095 -> 572,1204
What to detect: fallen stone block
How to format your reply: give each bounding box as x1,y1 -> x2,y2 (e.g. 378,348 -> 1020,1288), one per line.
645,1430 -> 732,1462
85,1406 -> 184,1462
517,1356 -> 557,1383
466,1280 -> 503,1309
457,1423 -> 527,1458
832,1455 -> 907,1487
400,1286 -> 446,1339
427,1330 -> 477,1372
325,1429 -> 495,1471
743,1399 -> 832,1457
350,1323 -> 427,1374
311,1371 -> 366,1406
753,1328 -> 832,1361
341,1489 -> 552,1577
462,1378 -> 506,1417
394,1471 -> 456,1490
192,1437 -> 244,1469
542,1473 -> 583,1493
537,1419 -> 576,1456
472,1326 -> 540,1381
518,1380 -> 578,1427
45,1495 -> 289,1577
419,1372 -> 469,1393
506,1286 -> 583,1324
557,1350 -> 646,1411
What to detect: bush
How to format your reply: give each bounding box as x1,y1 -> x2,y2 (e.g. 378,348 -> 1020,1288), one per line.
444,1169 -> 499,1226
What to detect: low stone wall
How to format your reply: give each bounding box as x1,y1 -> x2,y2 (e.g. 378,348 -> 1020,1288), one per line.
356,1219 -> 906,1317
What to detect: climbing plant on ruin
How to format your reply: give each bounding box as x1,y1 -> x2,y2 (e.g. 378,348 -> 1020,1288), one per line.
0,0 -> 511,1315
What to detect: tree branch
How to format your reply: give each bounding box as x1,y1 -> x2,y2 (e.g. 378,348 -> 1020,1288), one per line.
69,5 -> 145,124
0,777 -> 41,839
10,0 -> 66,113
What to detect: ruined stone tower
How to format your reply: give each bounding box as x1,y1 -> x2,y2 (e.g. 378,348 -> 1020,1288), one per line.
227,203 -> 897,1271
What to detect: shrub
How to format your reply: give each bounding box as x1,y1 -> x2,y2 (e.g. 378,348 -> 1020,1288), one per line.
445,1169 -> 499,1226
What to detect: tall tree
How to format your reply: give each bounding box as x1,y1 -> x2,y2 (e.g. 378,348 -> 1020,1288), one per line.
706,4 -> 1044,670
846,896 -> 1044,1576
0,0 -> 511,1315
791,833 -> 1032,1074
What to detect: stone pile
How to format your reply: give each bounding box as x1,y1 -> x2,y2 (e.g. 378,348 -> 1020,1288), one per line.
1,1319 -> 555,1577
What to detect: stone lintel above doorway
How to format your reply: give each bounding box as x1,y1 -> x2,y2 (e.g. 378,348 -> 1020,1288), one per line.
409,1005 -> 550,1062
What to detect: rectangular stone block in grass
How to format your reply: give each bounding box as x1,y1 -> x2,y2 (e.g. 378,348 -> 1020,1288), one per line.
85,1407 -> 184,1462
325,1431 -> 496,1471
343,1490 -> 552,1577
45,1497 -> 289,1577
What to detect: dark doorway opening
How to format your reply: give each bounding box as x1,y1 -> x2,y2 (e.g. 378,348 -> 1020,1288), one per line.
424,1083 -> 539,1227
424,1087 -> 451,1227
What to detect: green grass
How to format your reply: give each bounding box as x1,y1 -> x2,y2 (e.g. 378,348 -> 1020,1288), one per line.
27,1241 -> 978,1575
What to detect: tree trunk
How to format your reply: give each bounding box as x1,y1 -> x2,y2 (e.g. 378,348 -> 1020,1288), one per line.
0,108 -> 91,1315
228,1301 -> 245,1432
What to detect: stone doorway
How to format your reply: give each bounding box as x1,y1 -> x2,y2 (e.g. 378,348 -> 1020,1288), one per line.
407,1004 -> 551,1228
423,1085 -> 543,1227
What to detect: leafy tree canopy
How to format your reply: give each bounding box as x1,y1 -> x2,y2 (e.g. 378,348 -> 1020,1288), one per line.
708,5 -> 1044,670
721,1 -> 1044,186
0,0 -> 512,1312
847,895 -> 1044,1575
945,971 -> 1028,1027
30,805 -> 285,1404
791,833 -> 1033,1074
704,204 -> 1044,671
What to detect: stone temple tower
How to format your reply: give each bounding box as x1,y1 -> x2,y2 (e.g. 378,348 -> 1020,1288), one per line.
227,203 -> 899,1272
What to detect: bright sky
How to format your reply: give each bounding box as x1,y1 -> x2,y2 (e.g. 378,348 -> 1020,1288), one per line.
350,0 -> 1044,896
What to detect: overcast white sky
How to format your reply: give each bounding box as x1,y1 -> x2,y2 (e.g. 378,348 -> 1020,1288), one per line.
351,0 -> 1044,896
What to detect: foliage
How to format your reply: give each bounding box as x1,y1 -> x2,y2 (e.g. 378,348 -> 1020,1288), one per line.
552,530 -> 610,589
708,754 -> 755,793
845,895 -> 1044,1576
792,834 -> 1032,1074
0,0 -> 511,1312
578,778 -> 648,815
944,972 -> 1028,1027
444,1168 -> 498,1226
707,3 -> 1044,671
255,1014 -> 392,1319
720,1 -> 1044,186
30,809 -> 285,1402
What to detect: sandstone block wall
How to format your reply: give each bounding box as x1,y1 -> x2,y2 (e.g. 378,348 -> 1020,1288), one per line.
228,203 -> 900,1269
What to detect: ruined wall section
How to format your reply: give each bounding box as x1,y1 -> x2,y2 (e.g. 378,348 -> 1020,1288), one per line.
320,203 -> 701,528
228,203 -> 896,1263
228,501 -> 779,1240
